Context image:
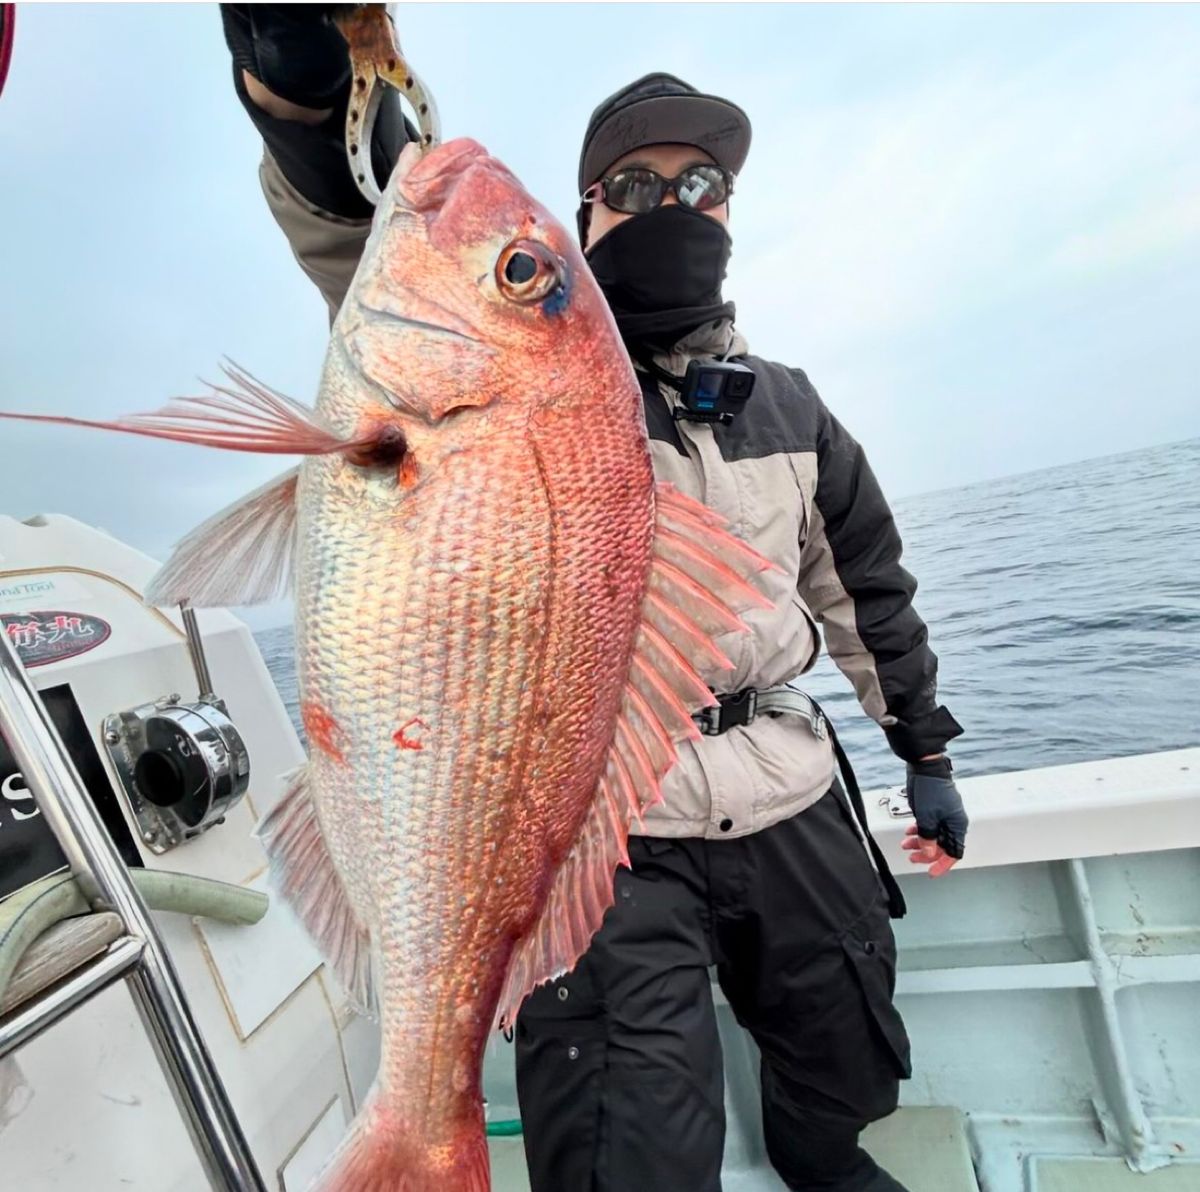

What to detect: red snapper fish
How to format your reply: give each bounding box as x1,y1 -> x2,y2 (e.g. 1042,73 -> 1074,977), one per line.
1,139 -> 776,1190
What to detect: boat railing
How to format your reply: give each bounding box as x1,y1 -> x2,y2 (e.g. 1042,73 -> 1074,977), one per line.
0,629 -> 266,1192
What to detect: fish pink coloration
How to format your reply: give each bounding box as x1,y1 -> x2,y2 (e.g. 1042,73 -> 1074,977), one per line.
1,140 -> 777,1190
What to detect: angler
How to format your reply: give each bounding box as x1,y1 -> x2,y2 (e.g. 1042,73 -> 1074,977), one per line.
221,7 -> 970,1191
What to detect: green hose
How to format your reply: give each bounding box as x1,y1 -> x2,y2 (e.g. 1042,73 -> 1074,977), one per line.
0,874 -> 85,1006
128,869 -> 267,926
486,1119 -> 524,1137
0,869 -> 269,1010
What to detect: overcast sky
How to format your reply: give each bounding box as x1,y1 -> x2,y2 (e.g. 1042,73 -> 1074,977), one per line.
2,3 -> 1198,629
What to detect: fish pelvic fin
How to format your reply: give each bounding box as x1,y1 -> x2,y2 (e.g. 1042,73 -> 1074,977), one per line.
144,466 -> 299,608
309,1093 -> 489,1192
255,765 -> 377,1017
494,482 -> 779,1030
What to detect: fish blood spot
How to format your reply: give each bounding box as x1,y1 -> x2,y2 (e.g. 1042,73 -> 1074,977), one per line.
398,453 -> 420,489
393,717 -> 428,751
302,702 -> 345,764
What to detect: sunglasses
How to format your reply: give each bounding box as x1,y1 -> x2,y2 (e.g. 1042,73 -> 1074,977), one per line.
581,163 -> 734,216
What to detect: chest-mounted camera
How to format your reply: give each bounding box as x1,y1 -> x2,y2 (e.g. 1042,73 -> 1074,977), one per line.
672,359 -> 756,426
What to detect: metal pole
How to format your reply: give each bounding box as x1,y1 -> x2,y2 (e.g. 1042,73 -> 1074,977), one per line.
0,938 -> 144,1059
0,631 -> 266,1192
180,602 -> 215,701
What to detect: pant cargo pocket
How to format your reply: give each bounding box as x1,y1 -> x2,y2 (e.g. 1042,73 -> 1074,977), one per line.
841,929 -> 912,1081
515,976 -> 607,1192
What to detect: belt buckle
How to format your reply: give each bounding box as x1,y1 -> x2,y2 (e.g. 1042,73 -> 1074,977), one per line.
695,688 -> 759,736
720,688 -> 757,731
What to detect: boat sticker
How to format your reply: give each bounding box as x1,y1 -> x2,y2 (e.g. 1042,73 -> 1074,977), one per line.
0,573 -> 93,607
0,745 -> 69,903
1,611 -> 112,667
0,683 -> 141,904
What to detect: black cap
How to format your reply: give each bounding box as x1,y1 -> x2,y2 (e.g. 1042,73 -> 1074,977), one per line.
578,72 -> 752,196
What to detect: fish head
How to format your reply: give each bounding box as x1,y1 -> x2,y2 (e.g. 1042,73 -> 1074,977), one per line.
335,138 -> 630,436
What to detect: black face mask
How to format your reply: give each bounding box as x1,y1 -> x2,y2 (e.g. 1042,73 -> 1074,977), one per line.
584,205 -> 735,346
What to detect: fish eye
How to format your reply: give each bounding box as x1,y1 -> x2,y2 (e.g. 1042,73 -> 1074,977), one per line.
496,239 -> 563,305
505,253 -> 537,284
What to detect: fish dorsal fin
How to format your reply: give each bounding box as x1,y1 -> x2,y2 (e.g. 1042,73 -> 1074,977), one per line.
145,466 -> 300,608
494,484 -> 776,1030
255,764 -> 377,1017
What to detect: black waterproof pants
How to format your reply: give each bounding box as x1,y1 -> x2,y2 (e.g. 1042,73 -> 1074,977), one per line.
514,784 -> 913,1192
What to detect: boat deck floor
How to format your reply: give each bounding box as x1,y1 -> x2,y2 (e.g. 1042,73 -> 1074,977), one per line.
490,1112 -> 1200,1189
1031,1161 -> 1200,1191
487,1106 -> 983,1191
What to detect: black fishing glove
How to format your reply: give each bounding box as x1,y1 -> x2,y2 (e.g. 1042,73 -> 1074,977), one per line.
219,3 -> 411,218
905,756 -> 968,859
221,5 -> 356,110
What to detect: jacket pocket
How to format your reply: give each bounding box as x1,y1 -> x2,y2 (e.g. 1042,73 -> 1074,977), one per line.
840,929 -> 912,1080
789,590 -> 823,675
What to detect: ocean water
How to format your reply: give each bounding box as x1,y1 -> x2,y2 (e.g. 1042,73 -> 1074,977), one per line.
254,437 -> 1200,791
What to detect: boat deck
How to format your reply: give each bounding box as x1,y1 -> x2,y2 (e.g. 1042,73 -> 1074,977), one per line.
489,1105 -> 983,1190
477,747 -> 1200,1192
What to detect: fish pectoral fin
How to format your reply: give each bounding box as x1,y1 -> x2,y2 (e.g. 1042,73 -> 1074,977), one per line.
255,765 -> 377,1018
144,466 -> 300,608
0,362 -> 361,456
494,483 -> 779,1030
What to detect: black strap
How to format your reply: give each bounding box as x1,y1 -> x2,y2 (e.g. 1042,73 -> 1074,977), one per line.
630,349 -> 685,393
810,699 -> 907,920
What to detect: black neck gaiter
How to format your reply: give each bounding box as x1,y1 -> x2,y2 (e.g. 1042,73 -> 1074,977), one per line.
584,205 -> 736,346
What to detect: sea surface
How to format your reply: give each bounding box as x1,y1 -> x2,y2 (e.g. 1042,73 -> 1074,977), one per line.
254,437 -> 1200,791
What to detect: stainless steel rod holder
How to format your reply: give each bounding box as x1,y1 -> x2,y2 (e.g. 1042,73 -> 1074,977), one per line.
180,602 -> 215,701
0,629 -> 266,1191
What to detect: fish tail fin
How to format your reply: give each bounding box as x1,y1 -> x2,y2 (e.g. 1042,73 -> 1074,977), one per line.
310,1098 -> 489,1192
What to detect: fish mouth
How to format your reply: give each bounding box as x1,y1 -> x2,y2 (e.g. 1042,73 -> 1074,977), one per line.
395,138 -> 497,210
341,138 -> 507,420
355,138 -> 499,346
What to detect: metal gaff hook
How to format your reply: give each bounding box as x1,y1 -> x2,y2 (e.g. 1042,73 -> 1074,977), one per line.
334,4 -> 441,207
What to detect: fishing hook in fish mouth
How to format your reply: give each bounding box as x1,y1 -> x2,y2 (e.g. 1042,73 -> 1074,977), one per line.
335,4 -> 441,207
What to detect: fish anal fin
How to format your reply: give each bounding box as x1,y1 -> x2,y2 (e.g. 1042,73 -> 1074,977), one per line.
494,485 -> 775,1030
255,765 -> 376,1017
145,466 -> 300,608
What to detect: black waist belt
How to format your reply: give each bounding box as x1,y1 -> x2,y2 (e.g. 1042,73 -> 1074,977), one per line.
692,687 -> 907,920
